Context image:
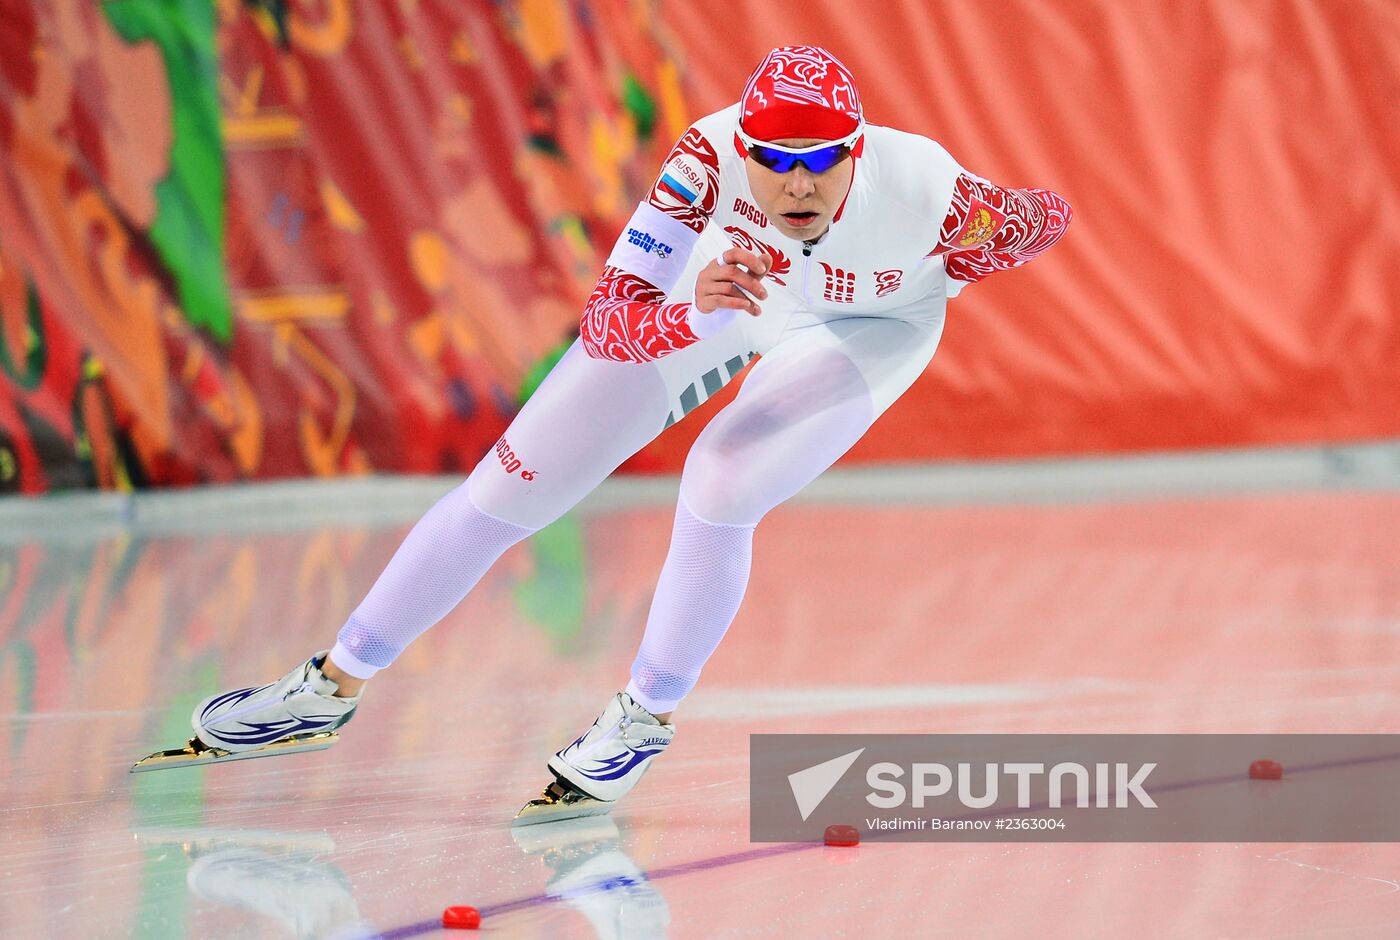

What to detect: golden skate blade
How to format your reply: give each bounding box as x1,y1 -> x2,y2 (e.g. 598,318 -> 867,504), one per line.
129,732 -> 339,773
512,783 -> 614,828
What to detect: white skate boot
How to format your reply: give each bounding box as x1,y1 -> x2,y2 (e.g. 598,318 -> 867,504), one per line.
131,652 -> 362,772
513,693 -> 674,826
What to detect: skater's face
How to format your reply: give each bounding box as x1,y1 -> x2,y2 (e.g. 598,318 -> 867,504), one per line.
743,137 -> 855,242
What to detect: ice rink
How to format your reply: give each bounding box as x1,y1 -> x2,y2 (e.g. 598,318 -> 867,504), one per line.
4,445 -> 1400,938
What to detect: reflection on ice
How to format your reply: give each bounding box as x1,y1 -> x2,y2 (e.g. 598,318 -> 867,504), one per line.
513,817 -> 671,940
135,827 -> 370,940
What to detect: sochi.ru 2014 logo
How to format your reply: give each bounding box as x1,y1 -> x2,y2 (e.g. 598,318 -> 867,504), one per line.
625,227 -> 674,259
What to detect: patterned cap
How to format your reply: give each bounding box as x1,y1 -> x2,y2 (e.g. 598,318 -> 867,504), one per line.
739,46 -> 863,142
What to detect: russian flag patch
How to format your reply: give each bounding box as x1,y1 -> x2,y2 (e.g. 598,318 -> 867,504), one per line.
658,170 -> 699,206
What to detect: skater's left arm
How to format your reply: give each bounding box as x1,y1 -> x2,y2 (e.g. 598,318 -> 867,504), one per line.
933,173 -> 1073,290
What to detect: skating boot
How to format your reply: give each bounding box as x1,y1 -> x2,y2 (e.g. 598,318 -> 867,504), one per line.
131,652 -> 361,772
513,692 -> 673,826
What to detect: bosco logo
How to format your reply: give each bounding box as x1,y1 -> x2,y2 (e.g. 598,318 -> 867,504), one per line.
732,198 -> 769,228
494,436 -> 537,481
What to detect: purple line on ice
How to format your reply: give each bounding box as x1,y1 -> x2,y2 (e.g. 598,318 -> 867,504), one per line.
372,842 -> 815,938
372,749 -> 1400,937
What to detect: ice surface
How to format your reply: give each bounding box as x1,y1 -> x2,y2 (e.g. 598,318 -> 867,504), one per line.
3,467 -> 1400,937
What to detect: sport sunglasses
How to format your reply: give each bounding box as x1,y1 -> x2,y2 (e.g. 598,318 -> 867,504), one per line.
735,123 -> 864,174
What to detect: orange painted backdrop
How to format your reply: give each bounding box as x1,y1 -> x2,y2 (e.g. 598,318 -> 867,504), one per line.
663,0 -> 1400,463
1,0 -> 1396,494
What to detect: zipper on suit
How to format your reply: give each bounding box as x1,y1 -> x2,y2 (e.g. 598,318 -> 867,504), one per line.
800,239 -> 816,303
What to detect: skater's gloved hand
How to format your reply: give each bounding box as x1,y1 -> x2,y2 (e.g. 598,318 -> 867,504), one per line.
695,247 -> 768,317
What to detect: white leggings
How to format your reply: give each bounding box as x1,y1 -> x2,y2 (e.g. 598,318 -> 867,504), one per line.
469,305 -> 946,527
333,300 -> 945,710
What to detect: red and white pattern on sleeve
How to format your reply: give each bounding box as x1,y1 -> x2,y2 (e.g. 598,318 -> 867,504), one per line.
645,128 -> 722,234
931,173 -> 1073,284
579,266 -> 699,363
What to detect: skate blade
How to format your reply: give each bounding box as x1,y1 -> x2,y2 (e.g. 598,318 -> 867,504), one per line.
512,780 -> 614,828
129,732 -> 339,773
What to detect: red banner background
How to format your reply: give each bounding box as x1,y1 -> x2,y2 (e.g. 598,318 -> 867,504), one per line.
1,1 -> 1396,495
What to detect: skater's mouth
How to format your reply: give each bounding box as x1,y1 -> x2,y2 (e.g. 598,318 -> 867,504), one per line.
782,211 -> 819,228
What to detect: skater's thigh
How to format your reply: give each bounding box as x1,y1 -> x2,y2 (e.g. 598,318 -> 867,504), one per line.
467,340 -> 669,527
680,316 -> 944,525
468,324 -> 755,529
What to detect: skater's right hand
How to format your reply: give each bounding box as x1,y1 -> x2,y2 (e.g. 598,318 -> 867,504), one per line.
695,248 -> 768,317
